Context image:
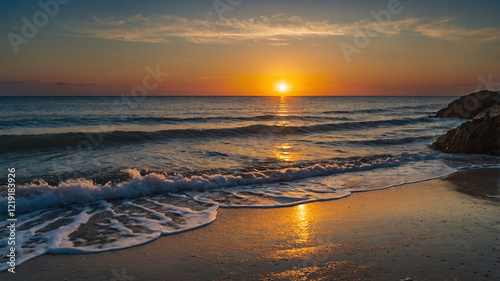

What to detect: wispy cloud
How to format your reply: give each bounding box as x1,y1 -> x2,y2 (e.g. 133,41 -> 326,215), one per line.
63,14 -> 500,44
414,18 -> 500,42
64,14 -> 345,44
0,80 -> 98,86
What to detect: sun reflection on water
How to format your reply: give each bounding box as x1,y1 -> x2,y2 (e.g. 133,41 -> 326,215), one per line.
273,96 -> 297,161
277,95 -> 290,119
274,143 -> 294,162
277,97 -> 290,126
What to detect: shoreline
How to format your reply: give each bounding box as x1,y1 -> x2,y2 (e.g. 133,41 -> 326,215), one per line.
2,168 -> 499,280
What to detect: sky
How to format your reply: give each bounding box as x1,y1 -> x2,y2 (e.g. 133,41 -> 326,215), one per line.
0,0 -> 499,96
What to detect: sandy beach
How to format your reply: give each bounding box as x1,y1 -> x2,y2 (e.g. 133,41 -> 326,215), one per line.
2,168 -> 499,281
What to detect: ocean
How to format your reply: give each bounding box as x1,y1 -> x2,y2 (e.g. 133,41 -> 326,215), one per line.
1,96 -> 499,270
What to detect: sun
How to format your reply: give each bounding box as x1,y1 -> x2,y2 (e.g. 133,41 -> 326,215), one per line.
274,80 -> 292,95
279,83 -> 287,92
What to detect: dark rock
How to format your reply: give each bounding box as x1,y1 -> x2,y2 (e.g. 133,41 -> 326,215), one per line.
474,103 -> 500,120
435,91 -> 500,119
430,115 -> 500,156
432,90 -> 500,156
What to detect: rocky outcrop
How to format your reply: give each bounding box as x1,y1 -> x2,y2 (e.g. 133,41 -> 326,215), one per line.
430,115 -> 500,156
431,91 -> 500,156
474,103 -> 500,119
435,91 -> 500,119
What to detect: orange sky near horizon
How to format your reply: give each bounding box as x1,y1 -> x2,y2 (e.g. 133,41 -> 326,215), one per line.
0,0 -> 499,96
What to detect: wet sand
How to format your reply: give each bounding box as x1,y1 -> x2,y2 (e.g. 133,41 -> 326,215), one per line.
2,168 -> 499,281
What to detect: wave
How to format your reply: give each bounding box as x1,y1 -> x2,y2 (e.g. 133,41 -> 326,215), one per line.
394,104 -> 443,110
321,109 -> 389,114
0,117 -> 435,151
321,104 -> 442,115
0,152 -> 440,214
348,135 -> 437,146
315,135 -> 436,146
0,114 -> 349,129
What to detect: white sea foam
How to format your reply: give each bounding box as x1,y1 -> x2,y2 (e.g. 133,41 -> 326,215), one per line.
0,194 -> 217,271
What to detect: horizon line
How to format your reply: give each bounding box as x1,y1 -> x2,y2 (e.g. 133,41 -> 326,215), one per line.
0,95 -> 464,97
